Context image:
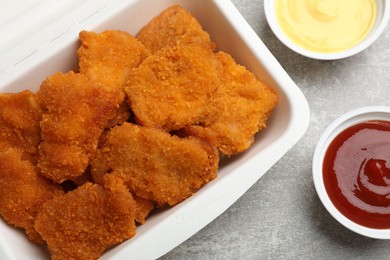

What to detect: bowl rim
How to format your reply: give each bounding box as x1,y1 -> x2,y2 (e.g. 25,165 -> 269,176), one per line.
312,106 -> 390,239
264,0 -> 390,60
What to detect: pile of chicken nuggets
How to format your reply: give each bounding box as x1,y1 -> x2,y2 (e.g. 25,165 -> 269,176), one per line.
0,5 -> 278,260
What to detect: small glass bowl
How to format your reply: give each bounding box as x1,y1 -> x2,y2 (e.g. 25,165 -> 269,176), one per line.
313,106 -> 390,239
264,0 -> 390,60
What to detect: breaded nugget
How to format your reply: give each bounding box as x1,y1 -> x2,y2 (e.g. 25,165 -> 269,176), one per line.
78,30 -> 150,90
105,99 -> 130,128
35,175 -> 136,260
0,90 -> 42,164
183,52 -> 278,155
125,43 -> 219,131
78,30 -> 146,127
0,149 -> 63,243
37,71 -> 123,183
137,5 -> 214,53
134,195 -> 155,225
91,123 -> 219,207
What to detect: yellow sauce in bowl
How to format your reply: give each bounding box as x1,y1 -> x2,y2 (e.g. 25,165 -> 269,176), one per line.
275,0 -> 377,53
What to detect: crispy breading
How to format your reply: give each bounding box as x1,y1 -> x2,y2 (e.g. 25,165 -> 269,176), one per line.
37,72 -> 123,183
78,30 -> 147,127
137,5 -> 215,53
125,43 -> 219,131
35,175 -> 136,260
0,90 -> 42,164
183,51 -> 278,155
91,123 -> 219,207
78,30 -> 150,90
105,99 -> 130,128
134,195 -> 154,225
0,149 -> 63,243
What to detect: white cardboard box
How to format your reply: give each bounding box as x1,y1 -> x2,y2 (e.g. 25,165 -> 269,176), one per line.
0,0 -> 310,259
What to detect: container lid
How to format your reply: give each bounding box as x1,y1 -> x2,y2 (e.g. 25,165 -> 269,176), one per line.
0,0 -> 113,75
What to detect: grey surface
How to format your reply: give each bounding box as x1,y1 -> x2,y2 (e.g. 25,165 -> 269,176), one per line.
160,0 -> 390,259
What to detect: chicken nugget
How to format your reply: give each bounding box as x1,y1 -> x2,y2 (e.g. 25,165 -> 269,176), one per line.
35,175 -> 136,260
37,71 -> 123,183
91,123 -> 219,207
183,51 -> 278,155
105,99 -> 131,128
137,5 -> 215,53
78,30 -> 148,127
78,30 -> 150,90
134,195 -> 154,225
0,90 -> 42,164
0,149 -> 63,243
125,43 -> 219,131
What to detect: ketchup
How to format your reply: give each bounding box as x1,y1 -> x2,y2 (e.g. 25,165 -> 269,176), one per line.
323,120 -> 390,229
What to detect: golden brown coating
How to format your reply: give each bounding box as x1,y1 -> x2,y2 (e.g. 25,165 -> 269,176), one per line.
183,52 -> 278,155
0,149 -> 63,243
91,123 -> 219,207
78,30 -> 150,90
125,43 -> 219,131
78,30 -> 147,128
137,5 -> 214,53
37,71 -> 123,183
105,99 -> 131,128
35,175 -> 136,260
0,90 -> 42,164
134,195 -> 155,225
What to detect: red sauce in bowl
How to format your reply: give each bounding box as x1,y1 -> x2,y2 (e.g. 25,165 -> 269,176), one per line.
323,120 -> 390,229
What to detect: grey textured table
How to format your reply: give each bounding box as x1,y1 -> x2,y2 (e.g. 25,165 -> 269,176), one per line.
161,0 -> 390,259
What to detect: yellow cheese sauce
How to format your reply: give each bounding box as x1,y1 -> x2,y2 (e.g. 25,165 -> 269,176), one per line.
275,0 -> 377,53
